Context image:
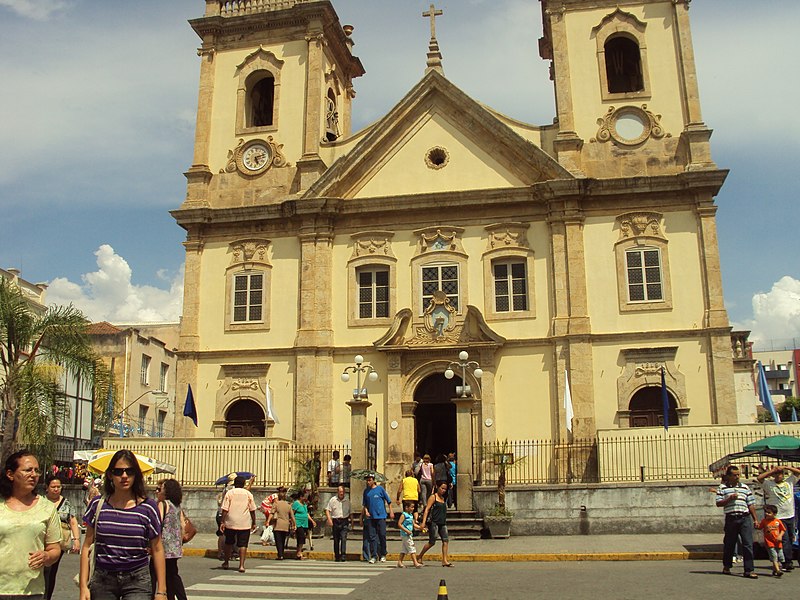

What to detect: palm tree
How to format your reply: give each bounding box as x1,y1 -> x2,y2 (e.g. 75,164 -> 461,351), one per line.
0,277 -> 99,461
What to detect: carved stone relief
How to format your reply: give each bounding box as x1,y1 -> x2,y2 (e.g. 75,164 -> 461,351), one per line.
484,222 -> 531,251
593,105 -> 668,146
349,231 -> 396,261
616,212 -> 665,242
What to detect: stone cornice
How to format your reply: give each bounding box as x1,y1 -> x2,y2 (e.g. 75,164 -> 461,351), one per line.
189,2 -> 364,79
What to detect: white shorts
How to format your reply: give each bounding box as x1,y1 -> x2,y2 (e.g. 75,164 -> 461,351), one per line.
401,535 -> 416,554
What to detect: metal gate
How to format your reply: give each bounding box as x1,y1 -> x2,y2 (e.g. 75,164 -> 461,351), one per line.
366,416 -> 377,471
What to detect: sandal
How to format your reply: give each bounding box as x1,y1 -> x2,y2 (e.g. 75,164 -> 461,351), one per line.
722,568 -> 731,575
443,563 -> 454,567
238,567 -> 246,573
743,572 -> 758,579
221,562 -> 229,570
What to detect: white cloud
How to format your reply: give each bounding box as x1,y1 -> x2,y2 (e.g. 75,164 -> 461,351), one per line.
734,276 -> 800,349
46,245 -> 184,323
0,0 -> 69,20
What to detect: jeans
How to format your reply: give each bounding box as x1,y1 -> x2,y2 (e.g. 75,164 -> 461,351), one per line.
362,519 -> 373,560
149,558 -> 186,600
332,519 -> 349,560
723,514 -> 754,572
274,530 -> 289,559
367,518 -> 388,559
780,516 -> 795,565
419,480 -> 432,507
90,565 -> 151,600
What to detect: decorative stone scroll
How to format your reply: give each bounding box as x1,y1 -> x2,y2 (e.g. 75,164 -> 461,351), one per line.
349,231 -> 395,261
484,222 -> 530,251
229,238 -> 271,267
594,105 -> 667,146
222,137 -> 287,175
423,290 -> 458,342
413,226 -> 466,256
616,212 -> 665,242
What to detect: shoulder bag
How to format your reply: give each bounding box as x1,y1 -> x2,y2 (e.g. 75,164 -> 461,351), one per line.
73,496 -> 104,587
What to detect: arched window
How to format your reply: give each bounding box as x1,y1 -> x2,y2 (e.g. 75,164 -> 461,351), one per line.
249,74 -> 275,127
605,36 -> 643,94
225,399 -> 265,437
325,88 -> 339,142
628,387 -> 677,428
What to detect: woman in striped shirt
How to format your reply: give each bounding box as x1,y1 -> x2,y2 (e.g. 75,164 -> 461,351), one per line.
78,449 -> 166,600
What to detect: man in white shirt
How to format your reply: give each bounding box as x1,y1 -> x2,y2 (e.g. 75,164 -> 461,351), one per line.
757,465 -> 800,571
327,450 -> 341,487
325,485 -> 352,562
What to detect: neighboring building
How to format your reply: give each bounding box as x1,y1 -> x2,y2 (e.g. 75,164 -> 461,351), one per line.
171,0 -> 741,482
87,322 -> 179,439
753,349 -> 799,400
0,268 -> 94,461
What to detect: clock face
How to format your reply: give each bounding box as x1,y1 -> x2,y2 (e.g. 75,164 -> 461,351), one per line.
242,143 -> 271,172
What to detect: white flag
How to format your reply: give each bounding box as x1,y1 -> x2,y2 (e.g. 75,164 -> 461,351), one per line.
564,369 -> 574,433
266,385 -> 280,424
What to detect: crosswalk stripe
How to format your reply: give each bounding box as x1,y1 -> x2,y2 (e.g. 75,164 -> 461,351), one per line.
188,583 -> 354,595
213,574 -> 369,584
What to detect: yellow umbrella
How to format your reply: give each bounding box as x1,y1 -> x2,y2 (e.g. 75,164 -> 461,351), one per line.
86,450 -> 159,476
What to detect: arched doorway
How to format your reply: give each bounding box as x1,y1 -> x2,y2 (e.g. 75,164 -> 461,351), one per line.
225,399 -> 266,437
414,373 -> 458,459
629,387 -> 678,428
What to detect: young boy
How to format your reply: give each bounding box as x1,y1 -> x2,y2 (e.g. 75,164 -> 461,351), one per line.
397,500 -> 422,568
758,504 -> 787,577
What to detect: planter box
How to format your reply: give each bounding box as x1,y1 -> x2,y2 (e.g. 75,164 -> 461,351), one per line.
484,515 -> 513,539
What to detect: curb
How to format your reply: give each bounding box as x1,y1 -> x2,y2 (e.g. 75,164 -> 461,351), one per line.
182,547 -> 722,562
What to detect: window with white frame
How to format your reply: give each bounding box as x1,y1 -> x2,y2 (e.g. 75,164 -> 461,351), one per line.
358,267 -> 389,319
625,248 -> 663,302
233,271 -> 264,322
493,260 -> 528,312
140,355 -> 151,385
159,363 -> 169,392
422,264 -> 459,311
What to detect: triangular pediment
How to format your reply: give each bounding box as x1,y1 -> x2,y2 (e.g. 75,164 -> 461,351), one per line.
304,70 -> 572,200
374,305 -> 506,350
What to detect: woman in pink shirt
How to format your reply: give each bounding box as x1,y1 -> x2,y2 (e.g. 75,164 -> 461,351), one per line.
418,454 -> 434,507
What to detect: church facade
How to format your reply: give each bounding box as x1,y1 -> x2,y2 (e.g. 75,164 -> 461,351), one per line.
172,0 -> 738,483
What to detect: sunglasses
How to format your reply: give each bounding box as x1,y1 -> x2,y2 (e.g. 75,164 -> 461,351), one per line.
110,467 -> 137,477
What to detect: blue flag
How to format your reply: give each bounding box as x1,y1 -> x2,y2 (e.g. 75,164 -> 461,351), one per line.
756,361 -> 781,425
661,366 -> 670,431
183,384 -> 198,427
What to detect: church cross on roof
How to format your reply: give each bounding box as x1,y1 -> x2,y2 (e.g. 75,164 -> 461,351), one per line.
423,3 -> 444,74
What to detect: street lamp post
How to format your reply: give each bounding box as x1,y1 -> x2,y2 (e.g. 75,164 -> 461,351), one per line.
340,354 -> 379,400
105,390 -> 168,438
444,350 -> 483,397
341,355 -> 379,511
444,350 -> 482,511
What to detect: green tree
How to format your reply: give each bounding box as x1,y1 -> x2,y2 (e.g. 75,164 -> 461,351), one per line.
0,277 -> 98,461
779,397 -> 800,422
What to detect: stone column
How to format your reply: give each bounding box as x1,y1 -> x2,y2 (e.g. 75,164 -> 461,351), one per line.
183,43 -> 215,208
175,236 -> 203,438
452,397 -> 474,511
385,352 -> 407,487
696,205 -> 729,329
297,30 -> 327,190
347,399 -> 372,511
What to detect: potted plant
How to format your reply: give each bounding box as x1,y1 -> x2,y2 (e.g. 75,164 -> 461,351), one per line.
483,440 -> 515,539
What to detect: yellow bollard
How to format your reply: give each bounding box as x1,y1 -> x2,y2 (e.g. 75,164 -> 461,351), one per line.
437,578 -> 449,599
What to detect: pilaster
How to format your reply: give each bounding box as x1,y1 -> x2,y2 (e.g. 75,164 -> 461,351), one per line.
452,397 -> 474,511
175,236 -> 203,437
385,352 -> 408,486
695,204 -> 729,329
347,399 -> 372,511
182,44 -> 216,208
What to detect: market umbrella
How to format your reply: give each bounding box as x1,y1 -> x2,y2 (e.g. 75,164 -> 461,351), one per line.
85,450 -> 166,476
349,469 -> 387,482
708,435 -> 800,476
214,471 -> 256,485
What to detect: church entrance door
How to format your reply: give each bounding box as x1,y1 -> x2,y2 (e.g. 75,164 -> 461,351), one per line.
414,373 -> 457,460
225,398 -> 266,437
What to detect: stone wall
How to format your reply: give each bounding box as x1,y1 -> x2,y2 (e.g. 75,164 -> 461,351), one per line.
65,482 -> 728,537
473,481 -> 724,536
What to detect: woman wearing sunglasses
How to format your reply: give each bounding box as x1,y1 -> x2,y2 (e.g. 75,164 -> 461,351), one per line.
78,449 -> 166,600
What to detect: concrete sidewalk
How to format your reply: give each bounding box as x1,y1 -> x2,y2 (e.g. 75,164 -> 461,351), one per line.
183,532 -> 724,562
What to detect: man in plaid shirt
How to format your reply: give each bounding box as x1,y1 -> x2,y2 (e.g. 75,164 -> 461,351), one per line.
716,465 -> 759,578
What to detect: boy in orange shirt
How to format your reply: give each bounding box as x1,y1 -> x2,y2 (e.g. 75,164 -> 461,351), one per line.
758,504 -> 787,577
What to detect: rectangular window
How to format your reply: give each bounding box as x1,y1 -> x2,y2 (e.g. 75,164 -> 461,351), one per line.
422,264 -> 459,311
358,268 -> 389,319
626,249 -> 663,302
140,355 -> 151,385
159,363 -> 169,392
156,410 -> 167,437
233,272 -> 264,322
493,261 -> 528,312
137,404 -> 149,435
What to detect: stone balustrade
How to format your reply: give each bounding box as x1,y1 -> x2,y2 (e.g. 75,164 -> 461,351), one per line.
210,0 -> 315,18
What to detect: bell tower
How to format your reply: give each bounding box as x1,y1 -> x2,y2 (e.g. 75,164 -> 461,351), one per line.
181,0 -> 365,209
539,0 -> 714,177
